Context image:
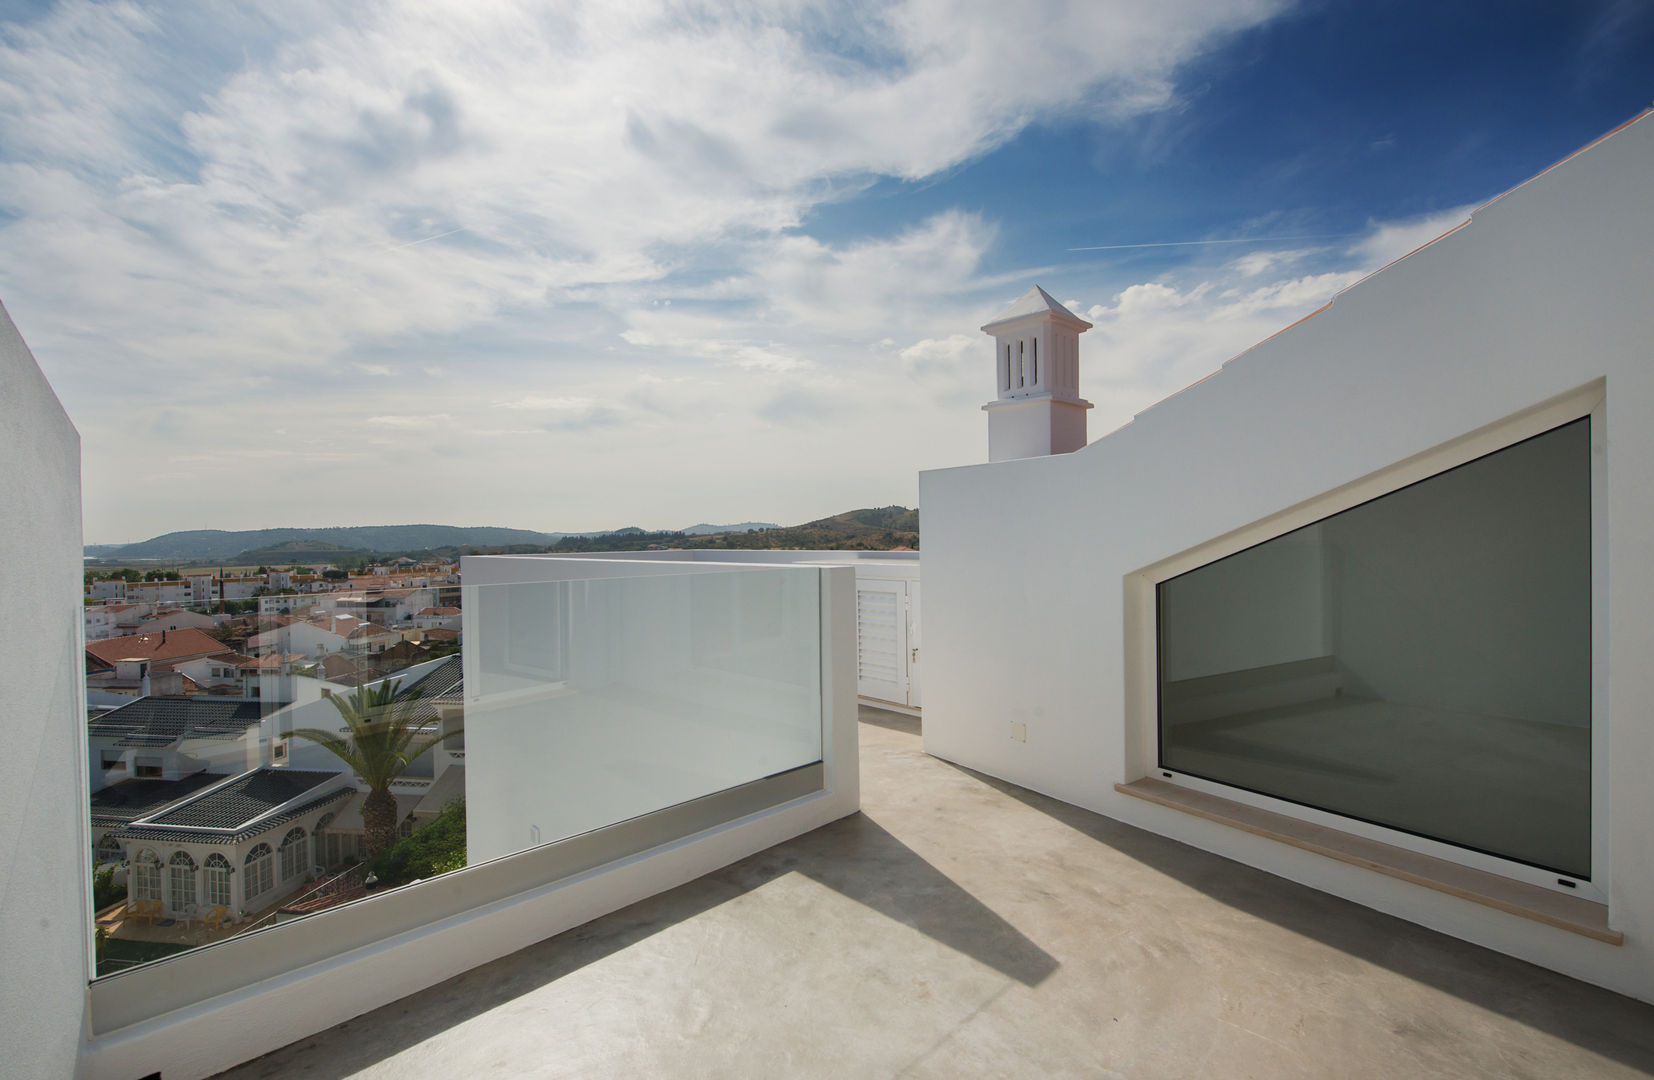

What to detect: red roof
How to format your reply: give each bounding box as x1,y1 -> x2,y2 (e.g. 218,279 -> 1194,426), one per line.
85,629 -> 226,669
416,607 -> 461,616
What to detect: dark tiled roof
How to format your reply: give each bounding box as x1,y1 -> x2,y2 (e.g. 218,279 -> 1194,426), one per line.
89,773 -> 229,827
399,655 -> 464,723
412,654 -> 463,699
87,696 -> 275,748
118,769 -> 352,842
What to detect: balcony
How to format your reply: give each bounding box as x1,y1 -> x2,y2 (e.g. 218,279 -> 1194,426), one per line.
219,704 -> 1654,1078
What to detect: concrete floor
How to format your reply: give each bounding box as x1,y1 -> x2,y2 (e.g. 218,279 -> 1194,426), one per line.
219,707 -> 1654,1079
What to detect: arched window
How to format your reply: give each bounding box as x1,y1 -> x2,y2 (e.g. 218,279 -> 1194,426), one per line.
244,843 -> 274,903
133,849 -> 161,902
168,851 -> 197,911
204,853 -> 232,908
279,827 -> 309,881
95,834 -> 122,863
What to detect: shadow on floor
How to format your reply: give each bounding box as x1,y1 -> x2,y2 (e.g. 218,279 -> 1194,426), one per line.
939,759 -> 1654,1075
857,704 -> 920,736
221,810 -> 1053,1079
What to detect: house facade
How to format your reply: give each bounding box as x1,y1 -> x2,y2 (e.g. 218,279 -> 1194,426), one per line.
920,112 -> 1654,1002
116,769 -> 355,923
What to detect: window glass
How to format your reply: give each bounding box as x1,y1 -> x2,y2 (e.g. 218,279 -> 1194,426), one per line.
1158,418 -> 1592,877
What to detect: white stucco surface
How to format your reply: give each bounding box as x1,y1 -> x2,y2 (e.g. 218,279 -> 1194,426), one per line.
0,300 -> 91,1076
919,112 -> 1654,1000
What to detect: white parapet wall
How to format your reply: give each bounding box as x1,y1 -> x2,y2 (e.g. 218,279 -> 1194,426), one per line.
0,302 -> 92,1076
919,112 -> 1654,1002
76,555 -> 859,1079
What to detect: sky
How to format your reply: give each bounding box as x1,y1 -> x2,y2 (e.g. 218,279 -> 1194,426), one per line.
1,1 -> 1650,543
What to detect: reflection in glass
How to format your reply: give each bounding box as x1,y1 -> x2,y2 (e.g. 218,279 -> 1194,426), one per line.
467,567 -> 822,864
1158,419 -> 1591,877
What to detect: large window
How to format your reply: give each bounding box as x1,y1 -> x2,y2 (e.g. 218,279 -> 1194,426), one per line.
1157,418 -> 1592,878
279,828 -> 308,882
133,849 -> 161,902
168,851 -> 197,912
204,854 -> 232,909
244,844 -> 274,903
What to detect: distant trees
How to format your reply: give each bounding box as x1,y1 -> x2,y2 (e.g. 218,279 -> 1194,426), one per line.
322,568 -> 350,581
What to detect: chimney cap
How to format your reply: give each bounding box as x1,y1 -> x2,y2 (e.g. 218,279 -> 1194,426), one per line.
982,285 -> 1092,334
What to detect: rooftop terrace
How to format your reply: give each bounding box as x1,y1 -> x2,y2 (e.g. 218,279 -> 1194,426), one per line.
220,707 -> 1654,1079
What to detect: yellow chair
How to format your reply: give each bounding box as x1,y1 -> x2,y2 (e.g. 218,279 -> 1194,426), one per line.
126,899 -> 156,926
204,905 -> 229,931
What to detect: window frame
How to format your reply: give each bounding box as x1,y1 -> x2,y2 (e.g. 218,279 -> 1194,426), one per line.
1123,384 -> 1608,902
167,851 -> 197,913
132,849 -> 162,902
203,854 -> 232,909
243,843 -> 274,904
278,828 -> 308,881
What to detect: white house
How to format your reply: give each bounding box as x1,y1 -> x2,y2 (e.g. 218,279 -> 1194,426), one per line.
920,111 -> 1654,1004
116,769 -> 356,924
249,613 -> 358,656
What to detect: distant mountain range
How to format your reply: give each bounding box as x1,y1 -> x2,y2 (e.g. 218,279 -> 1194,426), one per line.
84,520 -> 782,563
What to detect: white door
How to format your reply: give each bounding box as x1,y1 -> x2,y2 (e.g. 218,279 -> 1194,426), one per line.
856,580 -> 908,705
906,580 -> 921,709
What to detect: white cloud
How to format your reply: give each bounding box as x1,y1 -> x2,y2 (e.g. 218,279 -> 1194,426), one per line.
494,396 -> 597,411
366,413 -> 450,426
0,0 -> 1307,537
1352,205 -> 1477,269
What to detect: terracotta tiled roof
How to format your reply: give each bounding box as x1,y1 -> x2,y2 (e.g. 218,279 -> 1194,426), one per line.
422,628 -> 459,642
416,607 -> 462,616
85,629 -> 227,669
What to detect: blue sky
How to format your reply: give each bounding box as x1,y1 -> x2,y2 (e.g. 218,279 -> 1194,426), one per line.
1,1 -> 1649,542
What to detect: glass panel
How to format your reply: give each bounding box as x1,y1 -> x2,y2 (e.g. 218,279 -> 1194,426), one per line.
465,566 -> 822,863
1158,418 -> 1591,877
87,559 -> 823,978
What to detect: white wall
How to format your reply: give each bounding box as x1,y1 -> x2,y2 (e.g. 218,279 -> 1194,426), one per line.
0,300 -> 91,1075
919,113 -> 1654,1001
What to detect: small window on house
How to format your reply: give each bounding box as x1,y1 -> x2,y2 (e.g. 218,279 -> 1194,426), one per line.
101,752 -> 125,771
1031,338 -> 1038,384
135,758 -> 162,779
1017,339 -> 1025,387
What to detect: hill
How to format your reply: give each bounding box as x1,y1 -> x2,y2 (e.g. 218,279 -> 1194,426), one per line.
532,507 -> 918,554
680,521 -> 778,536
94,524 -> 569,562
84,511 -> 915,565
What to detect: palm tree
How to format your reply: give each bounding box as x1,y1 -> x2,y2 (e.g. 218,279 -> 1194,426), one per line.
283,678 -> 462,859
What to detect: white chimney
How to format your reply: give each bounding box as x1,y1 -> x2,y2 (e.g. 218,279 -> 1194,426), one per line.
981,285 -> 1093,462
